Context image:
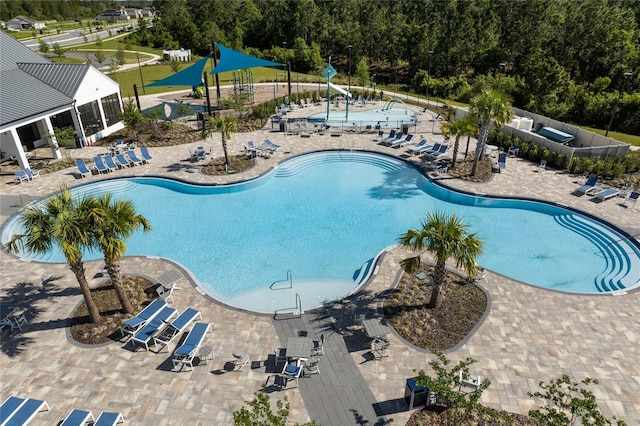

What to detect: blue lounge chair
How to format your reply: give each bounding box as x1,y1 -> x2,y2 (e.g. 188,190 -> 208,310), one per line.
93,156 -> 110,174
94,411 -> 124,426
244,141 -> 258,157
13,171 -> 28,183
120,299 -> 167,339
153,307 -> 202,352
418,142 -> 441,157
115,153 -> 132,168
0,396 -> 50,426
380,130 -> 397,144
623,191 -> 639,208
60,409 -> 94,426
593,188 -> 620,202
23,168 -> 40,180
130,306 -> 177,351
390,134 -> 414,148
75,159 -> 92,178
102,155 -> 118,172
406,139 -> 432,155
126,150 -> 143,166
575,176 -> 599,195
172,322 -> 212,370
139,147 -> 153,163
264,139 -> 282,153
497,152 -> 507,170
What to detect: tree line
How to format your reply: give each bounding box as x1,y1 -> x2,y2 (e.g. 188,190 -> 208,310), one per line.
128,0 -> 637,136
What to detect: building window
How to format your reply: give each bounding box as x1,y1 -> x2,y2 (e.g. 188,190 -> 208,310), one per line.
77,101 -> 102,136
101,94 -> 121,127
50,110 -> 75,130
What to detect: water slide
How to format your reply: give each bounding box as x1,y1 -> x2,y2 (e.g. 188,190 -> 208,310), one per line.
328,82 -> 352,98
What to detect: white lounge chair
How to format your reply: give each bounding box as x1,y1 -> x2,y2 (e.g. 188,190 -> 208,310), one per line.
593,188 -> 620,202
153,307 -> 202,352
60,409 -> 94,426
172,322 -> 212,371
390,134 -> 414,148
0,396 -> 50,425
75,159 -> 92,178
575,176 -> 599,195
94,411 -> 125,426
120,299 -> 168,339
130,306 -> 177,351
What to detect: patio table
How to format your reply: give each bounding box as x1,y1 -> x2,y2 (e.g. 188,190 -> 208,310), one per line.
286,337 -> 312,359
362,318 -> 392,339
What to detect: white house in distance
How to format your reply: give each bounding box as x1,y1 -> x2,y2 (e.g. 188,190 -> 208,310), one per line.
5,16 -> 45,31
0,31 -> 124,170
96,9 -> 130,22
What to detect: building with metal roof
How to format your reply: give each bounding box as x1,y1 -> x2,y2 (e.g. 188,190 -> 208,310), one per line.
0,31 -> 124,171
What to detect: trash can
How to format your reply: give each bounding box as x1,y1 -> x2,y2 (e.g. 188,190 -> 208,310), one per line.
401,123 -> 410,135
404,377 -> 430,409
279,120 -> 287,132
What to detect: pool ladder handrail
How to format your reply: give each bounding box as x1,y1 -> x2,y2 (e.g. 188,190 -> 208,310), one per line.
269,270 -> 293,290
294,292 -> 303,317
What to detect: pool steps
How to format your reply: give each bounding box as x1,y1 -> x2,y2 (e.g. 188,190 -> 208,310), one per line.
275,151 -> 403,177
555,214 -> 633,292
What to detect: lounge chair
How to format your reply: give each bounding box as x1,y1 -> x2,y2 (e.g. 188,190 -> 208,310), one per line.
245,141 -> 258,157
623,191 -> 639,208
537,159 -> 547,171
380,130 -> 398,144
575,176 -> 599,195
23,168 -> 40,180
424,144 -> 448,160
593,188 -> 620,202
406,139 -> 433,155
75,159 -> 92,178
156,282 -> 180,303
93,155 -> 110,174
94,411 -> 125,426
507,146 -> 520,156
14,171 -> 28,183
390,134 -> 414,148
120,299 -> 167,339
0,396 -> 50,425
497,152 -> 507,171
153,307 -> 202,352
115,153 -> 132,168
172,322 -> 212,371
157,269 -> 181,288
263,139 -> 282,153
126,150 -> 143,166
102,155 -> 119,172
60,409 -> 94,426
139,147 -> 153,163
130,306 -> 177,351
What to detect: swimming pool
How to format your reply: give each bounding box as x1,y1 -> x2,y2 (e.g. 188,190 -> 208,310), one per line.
2,151 -> 639,313
308,100 -> 417,129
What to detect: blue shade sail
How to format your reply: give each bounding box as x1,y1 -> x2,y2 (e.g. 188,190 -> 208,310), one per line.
144,54 -> 211,88
209,43 -> 283,75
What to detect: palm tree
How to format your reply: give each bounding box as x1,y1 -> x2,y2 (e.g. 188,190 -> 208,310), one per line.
441,117 -> 478,169
4,187 -> 101,322
469,89 -> 512,176
204,115 -> 238,170
398,211 -> 484,308
88,194 -> 151,314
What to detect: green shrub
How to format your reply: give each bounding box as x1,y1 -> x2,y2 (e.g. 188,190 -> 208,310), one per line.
557,154 -> 569,169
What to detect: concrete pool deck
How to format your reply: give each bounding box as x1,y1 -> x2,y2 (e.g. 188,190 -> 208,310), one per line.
1,99 -> 639,425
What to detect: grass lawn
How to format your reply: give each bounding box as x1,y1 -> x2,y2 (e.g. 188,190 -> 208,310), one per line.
573,123 -> 640,146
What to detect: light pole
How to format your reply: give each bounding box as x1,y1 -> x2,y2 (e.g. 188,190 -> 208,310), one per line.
346,45 -> 352,121
283,41 -> 291,98
498,62 -> 505,86
605,72 -> 633,137
425,50 -> 434,104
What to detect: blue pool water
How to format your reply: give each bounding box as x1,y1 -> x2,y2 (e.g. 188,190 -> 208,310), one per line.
308,106 -> 417,128
2,152 -> 639,313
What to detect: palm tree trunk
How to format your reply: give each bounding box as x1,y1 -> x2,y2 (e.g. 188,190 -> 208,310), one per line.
429,261 -> 447,308
69,260 -> 101,323
105,261 -> 134,314
451,135 -> 461,169
222,136 -> 230,167
471,123 -> 489,176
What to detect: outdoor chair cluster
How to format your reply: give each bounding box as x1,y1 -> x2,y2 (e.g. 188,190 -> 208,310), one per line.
0,395 -> 49,425
13,168 -> 39,184
243,140 -> 283,158
188,146 -> 212,162
60,409 -> 124,426
573,177 -> 638,205
75,148 -> 152,178
0,307 -> 29,333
